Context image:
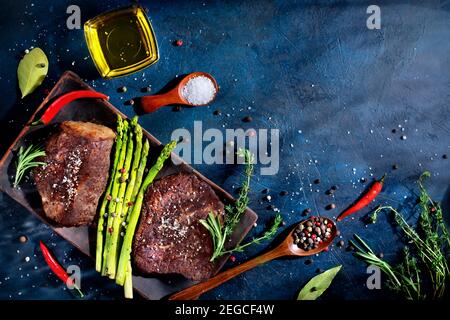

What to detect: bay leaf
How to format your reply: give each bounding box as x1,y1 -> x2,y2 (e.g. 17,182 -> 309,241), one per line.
17,47 -> 48,98
297,265 -> 342,300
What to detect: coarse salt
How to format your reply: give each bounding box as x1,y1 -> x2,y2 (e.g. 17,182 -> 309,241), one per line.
181,76 -> 216,105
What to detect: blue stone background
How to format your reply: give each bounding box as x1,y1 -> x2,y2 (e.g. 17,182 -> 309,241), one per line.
0,0 -> 449,300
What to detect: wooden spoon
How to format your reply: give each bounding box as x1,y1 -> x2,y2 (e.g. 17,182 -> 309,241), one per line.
169,218 -> 338,300
140,72 -> 218,113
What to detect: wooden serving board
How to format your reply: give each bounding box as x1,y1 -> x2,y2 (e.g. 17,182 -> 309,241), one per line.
0,71 -> 258,300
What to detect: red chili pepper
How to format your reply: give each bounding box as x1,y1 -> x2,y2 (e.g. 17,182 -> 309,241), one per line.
39,241 -> 84,297
337,174 -> 386,222
33,90 -> 109,125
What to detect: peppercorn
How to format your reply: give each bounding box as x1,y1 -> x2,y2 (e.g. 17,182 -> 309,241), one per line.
279,190 -> 288,196
393,164 -> 399,170
141,86 -> 152,93
229,255 -> 236,262
360,177 -> 367,183
172,105 -> 182,112
19,235 -> 28,243
443,154 -> 448,159
266,204 -> 275,211
305,259 -> 313,265
337,240 -> 345,248
326,203 -> 336,210
117,86 -> 127,93
242,116 -> 253,123
262,188 -> 269,194
325,189 -> 334,195
106,195 -> 112,201
213,109 -> 221,116
330,185 -> 338,191
125,99 -> 135,106
302,208 -> 311,216
174,39 -> 183,46
313,179 -> 320,184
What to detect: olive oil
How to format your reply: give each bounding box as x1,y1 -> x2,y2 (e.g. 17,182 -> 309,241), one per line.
84,6 -> 159,79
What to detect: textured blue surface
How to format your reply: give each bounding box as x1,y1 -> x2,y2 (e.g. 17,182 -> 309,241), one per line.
0,0 -> 449,300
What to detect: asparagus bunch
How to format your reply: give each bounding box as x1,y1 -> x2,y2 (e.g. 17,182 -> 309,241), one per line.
106,117 -> 144,278
96,116 -> 123,272
102,120 -> 130,276
115,140 -> 177,286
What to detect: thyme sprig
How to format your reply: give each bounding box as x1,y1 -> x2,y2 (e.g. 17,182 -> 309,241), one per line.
13,144 -> 46,188
200,148 -> 281,261
352,171 -> 450,300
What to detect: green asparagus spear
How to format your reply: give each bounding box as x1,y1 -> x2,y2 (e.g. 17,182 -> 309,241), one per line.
116,140 -> 177,285
105,127 -> 134,279
96,116 -> 123,272
124,261 -> 133,299
102,120 -> 129,275
126,139 -> 149,223
107,117 -> 141,279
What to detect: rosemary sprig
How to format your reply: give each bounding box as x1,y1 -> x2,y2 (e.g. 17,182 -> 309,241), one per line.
13,144 -> 46,188
352,171 -> 450,300
200,148 -> 281,261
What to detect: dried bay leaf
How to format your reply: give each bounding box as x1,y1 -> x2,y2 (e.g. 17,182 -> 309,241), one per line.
17,48 -> 48,98
297,265 -> 342,300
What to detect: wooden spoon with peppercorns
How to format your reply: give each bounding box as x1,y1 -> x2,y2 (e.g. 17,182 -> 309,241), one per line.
140,72 -> 218,113
169,217 -> 337,300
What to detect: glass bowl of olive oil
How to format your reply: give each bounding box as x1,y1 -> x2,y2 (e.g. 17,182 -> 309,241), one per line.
84,5 -> 159,79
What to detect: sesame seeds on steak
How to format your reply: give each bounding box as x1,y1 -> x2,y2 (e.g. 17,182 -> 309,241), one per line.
133,172 -> 224,281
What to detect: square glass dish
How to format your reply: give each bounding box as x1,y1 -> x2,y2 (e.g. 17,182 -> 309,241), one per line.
84,5 -> 159,79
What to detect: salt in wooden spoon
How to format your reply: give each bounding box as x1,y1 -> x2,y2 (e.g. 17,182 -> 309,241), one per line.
169,218 -> 337,300
140,72 -> 218,113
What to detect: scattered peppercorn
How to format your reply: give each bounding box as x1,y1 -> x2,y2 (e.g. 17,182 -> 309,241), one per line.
125,99 -> 135,106
141,86 -> 151,93
393,164 -> 399,170
315,268 -> 322,273
106,195 -> 112,201
330,185 -> 338,191
443,154 -> 448,159
229,255 -> 236,262
262,188 -> 269,194
360,177 -> 367,183
391,129 -> 397,133
302,208 -> 311,216
119,168 -> 126,174
119,176 -> 127,183
266,204 -> 275,211
346,245 -> 355,252
325,189 -> 334,195
305,259 -> 313,265
326,203 -> 336,210
174,39 -> 183,46
19,235 -> 28,243
127,201 -> 134,207
400,135 -> 407,140
378,252 -> 384,259
313,179 -> 320,184
172,105 -> 182,112
280,190 -> 288,196
242,116 -> 253,123
337,240 -> 345,248
117,86 -> 127,93
213,109 -> 222,116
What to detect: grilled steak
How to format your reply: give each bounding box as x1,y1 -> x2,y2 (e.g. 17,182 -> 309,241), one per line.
34,121 -> 115,227
133,172 -> 224,281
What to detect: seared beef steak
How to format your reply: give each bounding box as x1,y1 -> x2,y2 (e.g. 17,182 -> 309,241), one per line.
34,121 -> 115,227
133,173 -> 224,281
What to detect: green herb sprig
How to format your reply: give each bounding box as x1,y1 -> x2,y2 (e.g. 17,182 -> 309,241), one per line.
13,144 -> 46,188
200,148 -> 281,261
351,171 -> 450,300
